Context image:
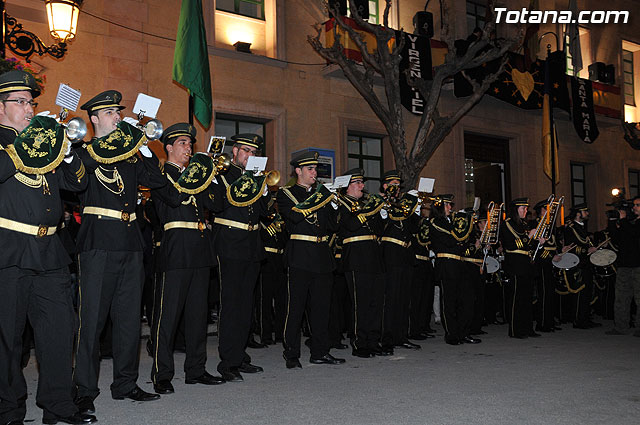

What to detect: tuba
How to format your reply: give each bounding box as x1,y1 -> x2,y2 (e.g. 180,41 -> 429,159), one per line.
531,195 -> 564,262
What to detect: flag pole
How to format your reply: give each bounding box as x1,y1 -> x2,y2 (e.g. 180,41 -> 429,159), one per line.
189,95 -> 194,125
548,45 -> 556,195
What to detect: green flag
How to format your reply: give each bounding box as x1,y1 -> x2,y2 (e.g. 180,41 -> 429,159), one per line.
173,0 -> 212,128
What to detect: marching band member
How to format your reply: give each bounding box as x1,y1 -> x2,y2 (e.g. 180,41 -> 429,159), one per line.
0,70 -> 95,425
149,123 -> 224,394
276,151 -> 345,368
74,91 -> 164,414
564,204 -> 601,329
500,198 -> 539,339
379,170 -> 421,352
336,168 -> 386,357
211,134 -> 266,381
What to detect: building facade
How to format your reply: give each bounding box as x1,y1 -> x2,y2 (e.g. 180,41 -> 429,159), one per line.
7,0 -> 640,230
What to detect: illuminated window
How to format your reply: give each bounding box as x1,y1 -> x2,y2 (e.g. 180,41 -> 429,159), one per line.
347,132 -> 384,194
346,0 -> 379,24
217,0 -> 264,20
624,49 -> 635,106
466,0 -> 486,34
571,163 -> 587,206
215,113 -> 267,156
629,169 -> 640,198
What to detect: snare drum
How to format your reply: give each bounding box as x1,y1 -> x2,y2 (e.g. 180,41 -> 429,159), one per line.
590,249 -> 617,267
552,252 -> 579,270
484,256 -> 500,274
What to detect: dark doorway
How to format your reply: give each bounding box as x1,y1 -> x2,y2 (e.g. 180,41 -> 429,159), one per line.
464,133 -> 511,210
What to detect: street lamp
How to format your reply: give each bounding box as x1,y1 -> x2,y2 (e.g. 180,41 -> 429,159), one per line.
1,0 -> 83,62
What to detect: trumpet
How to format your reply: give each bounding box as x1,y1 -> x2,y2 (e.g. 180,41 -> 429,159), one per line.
140,119 -> 163,143
62,117 -> 88,142
531,195 -> 564,262
213,153 -> 232,175
264,170 -> 281,186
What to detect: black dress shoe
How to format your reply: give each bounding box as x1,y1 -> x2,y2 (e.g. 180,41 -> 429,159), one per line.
419,331 -> 436,338
185,371 -> 225,385
352,348 -> 374,358
218,367 -> 243,382
510,334 -> 528,339
42,412 -> 97,424
238,362 -> 263,374
4,420 -> 24,425
74,397 -> 95,415
153,380 -> 174,394
330,342 -> 348,349
445,339 -> 461,345
309,353 -> 346,365
528,332 -> 541,338
247,337 -> 267,349
461,336 -> 482,344
424,326 -> 436,333
373,346 -> 394,356
285,358 -> 302,369
395,341 -> 421,350
470,330 -> 488,335
408,333 -> 427,340
112,385 -> 160,402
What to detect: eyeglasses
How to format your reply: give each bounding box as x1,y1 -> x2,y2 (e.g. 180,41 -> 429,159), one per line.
2,98 -> 38,108
239,146 -> 258,155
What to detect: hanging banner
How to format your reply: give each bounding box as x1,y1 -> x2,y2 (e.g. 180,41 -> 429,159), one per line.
397,31 -> 432,115
571,77 -> 599,144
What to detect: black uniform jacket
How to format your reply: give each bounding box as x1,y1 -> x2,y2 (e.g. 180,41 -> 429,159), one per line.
0,125 -> 88,271
277,183 -> 337,273
381,212 -> 419,266
563,220 -> 592,266
337,196 -> 384,273
74,143 -> 167,253
152,161 -> 216,271
429,216 -> 462,256
211,163 -> 267,262
500,217 -> 533,275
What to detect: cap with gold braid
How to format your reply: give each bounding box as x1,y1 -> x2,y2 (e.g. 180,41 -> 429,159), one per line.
344,167 -> 364,183
430,193 -> 454,207
383,169 -> 401,182
162,122 -> 197,147
231,133 -> 263,150
80,90 -> 126,114
510,197 -> 529,207
0,70 -> 41,98
290,150 -> 319,167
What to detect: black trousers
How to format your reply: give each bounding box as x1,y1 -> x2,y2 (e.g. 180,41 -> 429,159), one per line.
328,271 -> 350,346
409,261 -> 435,336
439,259 -> 473,342
283,268 -> 332,360
505,273 -> 534,337
572,266 -> 595,325
381,265 -> 413,347
217,258 -> 259,370
256,256 -> 287,342
74,250 -> 144,399
150,267 -> 209,383
345,270 -> 384,351
0,267 -> 77,423
469,265 -> 486,333
534,260 -> 557,330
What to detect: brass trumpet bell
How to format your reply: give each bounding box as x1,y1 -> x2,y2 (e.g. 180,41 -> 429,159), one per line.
265,170 -> 281,186
64,117 -> 87,142
143,119 -> 163,140
213,153 -> 232,174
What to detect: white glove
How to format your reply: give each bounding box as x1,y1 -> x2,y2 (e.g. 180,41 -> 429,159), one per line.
211,176 -> 218,184
331,201 -> 338,210
263,185 -> 269,196
415,205 -> 421,216
63,142 -> 73,163
380,209 -> 388,219
36,111 -> 57,119
139,145 -> 152,158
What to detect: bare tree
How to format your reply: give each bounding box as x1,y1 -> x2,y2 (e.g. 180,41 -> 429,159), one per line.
309,0 -> 519,187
